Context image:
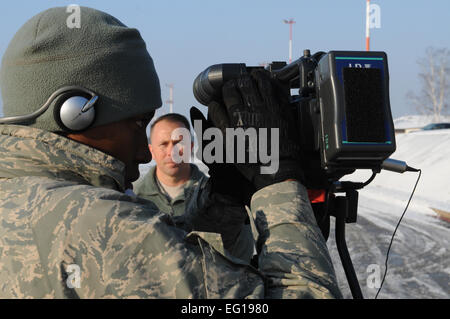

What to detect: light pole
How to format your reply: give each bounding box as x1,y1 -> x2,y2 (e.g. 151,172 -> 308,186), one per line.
366,0 -> 370,51
165,83 -> 174,113
283,18 -> 295,63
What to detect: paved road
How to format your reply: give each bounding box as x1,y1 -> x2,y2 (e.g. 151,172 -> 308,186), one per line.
326,196 -> 450,299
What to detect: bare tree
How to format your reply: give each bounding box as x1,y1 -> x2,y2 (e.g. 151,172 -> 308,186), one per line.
407,47 -> 450,122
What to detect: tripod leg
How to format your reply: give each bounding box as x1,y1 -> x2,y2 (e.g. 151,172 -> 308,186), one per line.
335,197 -> 364,299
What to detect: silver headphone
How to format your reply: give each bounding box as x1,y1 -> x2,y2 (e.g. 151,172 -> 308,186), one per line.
0,86 -> 99,132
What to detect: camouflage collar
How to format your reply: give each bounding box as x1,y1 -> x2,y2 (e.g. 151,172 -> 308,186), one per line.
146,164 -> 204,197
0,125 -> 126,191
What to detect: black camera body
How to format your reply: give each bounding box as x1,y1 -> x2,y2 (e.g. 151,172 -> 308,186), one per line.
193,50 -> 396,189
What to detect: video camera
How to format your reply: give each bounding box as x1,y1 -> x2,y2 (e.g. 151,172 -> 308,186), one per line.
193,53 -> 420,299
193,50 -> 396,189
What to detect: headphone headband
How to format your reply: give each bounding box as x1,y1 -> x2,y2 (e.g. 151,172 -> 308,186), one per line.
0,86 -> 98,131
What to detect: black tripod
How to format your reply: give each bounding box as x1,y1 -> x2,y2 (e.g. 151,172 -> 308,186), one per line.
331,187 -> 363,299
312,180 -> 373,299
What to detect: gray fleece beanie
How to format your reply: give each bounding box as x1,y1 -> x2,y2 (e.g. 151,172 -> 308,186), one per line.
0,6 -> 162,132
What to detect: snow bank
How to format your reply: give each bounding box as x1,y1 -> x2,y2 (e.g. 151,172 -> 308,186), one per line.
394,114 -> 450,129
344,120 -> 450,216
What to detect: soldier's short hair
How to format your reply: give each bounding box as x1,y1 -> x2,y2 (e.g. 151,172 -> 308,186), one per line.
150,113 -> 191,143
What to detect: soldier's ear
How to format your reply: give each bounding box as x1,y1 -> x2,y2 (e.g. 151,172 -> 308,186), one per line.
148,143 -> 153,156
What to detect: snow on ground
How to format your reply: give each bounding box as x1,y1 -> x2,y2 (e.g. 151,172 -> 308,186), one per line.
334,115 -> 450,298
342,123 -> 450,214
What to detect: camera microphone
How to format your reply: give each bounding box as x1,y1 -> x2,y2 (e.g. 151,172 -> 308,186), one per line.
381,158 -> 419,173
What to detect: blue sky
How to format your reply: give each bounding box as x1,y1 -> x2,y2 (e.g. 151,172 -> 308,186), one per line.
1,0 -> 450,120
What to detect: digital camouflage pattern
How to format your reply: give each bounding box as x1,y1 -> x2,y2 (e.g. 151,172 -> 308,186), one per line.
134,164 -> 256,263
0,124 -> 342,298
134,164 -> 208,219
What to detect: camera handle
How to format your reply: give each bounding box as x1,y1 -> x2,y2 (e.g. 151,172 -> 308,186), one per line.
329,188 -> 364,299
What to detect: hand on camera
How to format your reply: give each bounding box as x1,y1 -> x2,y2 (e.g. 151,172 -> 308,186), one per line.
190,107 -> 256,207
197,69 -> 304,191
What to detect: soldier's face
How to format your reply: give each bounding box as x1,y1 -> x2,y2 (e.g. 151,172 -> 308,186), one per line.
149,120 -> 193,178
67,112 -> 154,189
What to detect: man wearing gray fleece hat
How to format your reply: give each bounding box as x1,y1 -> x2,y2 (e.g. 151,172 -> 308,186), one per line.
0,6 -> 341,298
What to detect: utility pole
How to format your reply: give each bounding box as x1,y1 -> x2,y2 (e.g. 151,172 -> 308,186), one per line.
165,83 -> 174,113
283,19 -> 295,63
366,0 -> 370,51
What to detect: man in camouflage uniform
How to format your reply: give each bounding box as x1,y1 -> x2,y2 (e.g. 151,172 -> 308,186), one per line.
134,113 -> 210,220
134,114 -> 207,220
134,113 -> 255,262
0,6 -> 342,298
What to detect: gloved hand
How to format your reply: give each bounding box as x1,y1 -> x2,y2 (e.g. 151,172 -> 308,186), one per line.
190,107 -> 256,207
207,68 -> 304,190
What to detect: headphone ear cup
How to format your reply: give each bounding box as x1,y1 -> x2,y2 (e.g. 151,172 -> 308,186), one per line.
53,92 -> 96,132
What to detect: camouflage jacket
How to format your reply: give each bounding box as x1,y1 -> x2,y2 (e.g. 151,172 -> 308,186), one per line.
134,164 -> 256,263
134,164 -> 207,219
0,125 -> 342,298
